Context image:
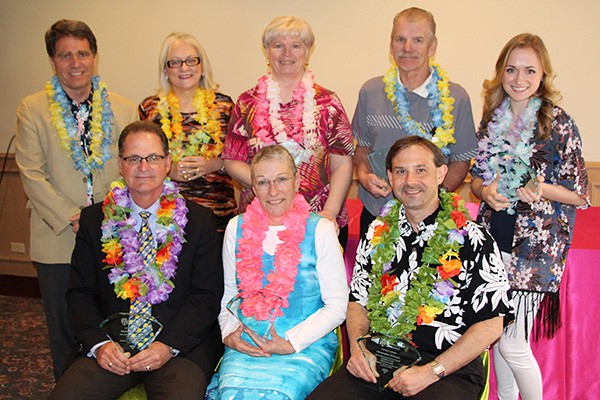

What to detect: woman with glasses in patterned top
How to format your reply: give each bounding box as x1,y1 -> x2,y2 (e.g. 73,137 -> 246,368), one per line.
139,32 -> 236,237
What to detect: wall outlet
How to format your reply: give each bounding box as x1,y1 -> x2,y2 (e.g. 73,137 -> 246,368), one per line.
10,242 -> 26,254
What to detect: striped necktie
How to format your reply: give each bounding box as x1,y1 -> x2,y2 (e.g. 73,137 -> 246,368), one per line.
127,211 -> 156,352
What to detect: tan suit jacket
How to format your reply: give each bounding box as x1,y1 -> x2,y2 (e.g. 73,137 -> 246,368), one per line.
16,89 -> 138,263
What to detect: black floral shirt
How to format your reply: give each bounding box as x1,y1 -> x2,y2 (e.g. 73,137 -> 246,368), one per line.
350,204 -> 514,355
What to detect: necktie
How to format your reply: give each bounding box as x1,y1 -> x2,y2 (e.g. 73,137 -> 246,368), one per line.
127,211 -> 156,352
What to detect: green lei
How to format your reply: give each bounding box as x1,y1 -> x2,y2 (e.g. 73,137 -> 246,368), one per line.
366,190 -> 471,339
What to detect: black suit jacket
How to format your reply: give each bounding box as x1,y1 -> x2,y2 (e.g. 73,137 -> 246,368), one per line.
67,199 -> 224,376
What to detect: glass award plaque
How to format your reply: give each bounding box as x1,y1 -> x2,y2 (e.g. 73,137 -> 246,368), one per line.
356,332 -> 421,392
99,312 -> 163,355
367,149 -> 389,184
226,291 -> 280,345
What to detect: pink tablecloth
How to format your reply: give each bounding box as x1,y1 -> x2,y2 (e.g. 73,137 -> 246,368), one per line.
344,200 -> 600,400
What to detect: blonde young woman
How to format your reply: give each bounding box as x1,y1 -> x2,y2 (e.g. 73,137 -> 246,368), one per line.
470,34 -> 589,400
140,32 -> 236,235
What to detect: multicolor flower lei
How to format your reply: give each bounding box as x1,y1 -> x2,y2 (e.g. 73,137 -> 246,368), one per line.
366,190 -> 469,339
475,97 -> 541,214
252,71 -> 317,164
157,89 -> 223,162
46,75 -> 114,175
236,193 -> 310,320
383,62 -> 455,156
101,178 -> 188,305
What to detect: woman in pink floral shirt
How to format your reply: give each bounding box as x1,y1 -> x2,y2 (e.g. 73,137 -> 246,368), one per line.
222,16 -> 354,246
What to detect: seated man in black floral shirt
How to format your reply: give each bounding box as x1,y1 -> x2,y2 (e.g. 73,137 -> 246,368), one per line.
308,136 -> 514,400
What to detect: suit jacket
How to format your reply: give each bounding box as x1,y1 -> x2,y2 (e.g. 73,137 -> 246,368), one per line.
15,89 -> 138,263
67,199 -> 224,375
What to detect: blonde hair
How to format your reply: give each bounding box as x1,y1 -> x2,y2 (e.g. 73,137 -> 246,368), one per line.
481,33 -> 561,140
157,32 -> 218,96
261,16 -> 315,53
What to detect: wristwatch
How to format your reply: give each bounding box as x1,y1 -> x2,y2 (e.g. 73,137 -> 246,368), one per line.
430,360 -> 445,378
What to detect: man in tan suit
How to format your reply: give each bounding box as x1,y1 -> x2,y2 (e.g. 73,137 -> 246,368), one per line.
15,19 -> 137,380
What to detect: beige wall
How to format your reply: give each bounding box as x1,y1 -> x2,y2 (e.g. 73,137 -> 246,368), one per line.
1,0 -> 599,161
1,1 -> 599,276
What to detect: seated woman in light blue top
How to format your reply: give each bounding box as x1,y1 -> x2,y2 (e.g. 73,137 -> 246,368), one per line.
206,145 -> 348,400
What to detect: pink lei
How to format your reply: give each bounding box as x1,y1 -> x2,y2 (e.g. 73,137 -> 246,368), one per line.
236,193 -> 310,320
251,71 -> 317,164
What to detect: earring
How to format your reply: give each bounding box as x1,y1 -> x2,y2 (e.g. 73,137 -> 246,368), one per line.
305,61 -> 309,67
266,60 -> 271,67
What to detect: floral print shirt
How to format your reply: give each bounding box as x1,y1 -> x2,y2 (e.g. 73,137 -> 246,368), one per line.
471,106 -> 589,293
222,82 -> 354,227
350,204 -> 514,354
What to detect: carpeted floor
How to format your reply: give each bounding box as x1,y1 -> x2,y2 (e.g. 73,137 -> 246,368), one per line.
0,294 -> 55,399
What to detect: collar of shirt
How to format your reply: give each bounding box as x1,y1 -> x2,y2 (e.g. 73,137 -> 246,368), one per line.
396,68 -> 433,99
130,198 -> 161,235
398,202 -> 441,240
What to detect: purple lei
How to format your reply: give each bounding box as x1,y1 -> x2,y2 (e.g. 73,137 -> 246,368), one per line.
102,178 -> 187,305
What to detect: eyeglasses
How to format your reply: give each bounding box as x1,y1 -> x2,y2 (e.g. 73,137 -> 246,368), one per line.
55,50 -> 93,62
120,154 -> 167,165
166,57 -> 201,69
253,176 -> 294,191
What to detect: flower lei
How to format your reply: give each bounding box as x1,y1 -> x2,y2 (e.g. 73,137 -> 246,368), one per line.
101,178 -> 188,305
252,71 -> 317,164
475,97 -> 541,214
157,88 -> 223,162
46,75 -> 114,175
383,62 -> 455,156
366,190 -> 470,339
235,193 -> 310,320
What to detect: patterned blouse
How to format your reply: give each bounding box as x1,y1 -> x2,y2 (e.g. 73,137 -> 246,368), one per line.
471,106 -> 590,293
139,93 -> 237,232
222,82 -> 354,228
350,204 -> 514,356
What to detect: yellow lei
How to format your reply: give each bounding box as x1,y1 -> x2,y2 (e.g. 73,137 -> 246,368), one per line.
157,89 -> 223,162
45,76 -> 112,175
383,62 -> 456,154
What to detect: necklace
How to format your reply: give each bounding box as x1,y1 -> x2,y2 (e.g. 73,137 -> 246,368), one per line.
157,89 -> 223,162
383,63 -> 455,156
101,178 -> 188,305
46,75 -> 114,176
252,71 -> 317,164
236,193 -> 310,320
475,97 -> 541,214
366,190 -> 470,339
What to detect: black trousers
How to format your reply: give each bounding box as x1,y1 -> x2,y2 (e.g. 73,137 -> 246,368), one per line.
307,361 -> 482,400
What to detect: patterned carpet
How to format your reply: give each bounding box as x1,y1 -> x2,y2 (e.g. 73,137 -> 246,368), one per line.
0,294 -> 55,399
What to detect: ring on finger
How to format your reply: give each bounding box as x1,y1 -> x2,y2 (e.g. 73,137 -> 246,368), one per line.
145,365 -> 151,372
108,361 -> 113,368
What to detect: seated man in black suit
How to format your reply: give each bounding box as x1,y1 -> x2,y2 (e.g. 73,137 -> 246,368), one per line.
49,120 -> 224,399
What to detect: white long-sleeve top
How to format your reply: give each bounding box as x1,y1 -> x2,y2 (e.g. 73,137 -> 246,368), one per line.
219,215 -> 349,352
